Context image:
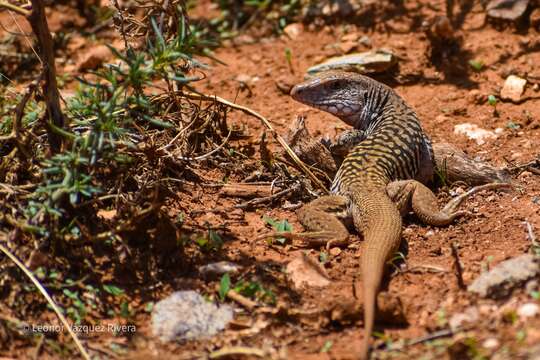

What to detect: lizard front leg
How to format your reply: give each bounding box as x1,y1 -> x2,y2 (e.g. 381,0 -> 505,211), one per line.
259,195 -> 352,248
386,180 -> 512,226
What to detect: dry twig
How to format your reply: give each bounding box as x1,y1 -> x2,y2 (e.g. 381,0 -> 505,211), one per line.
209,346 -> 267,359
451,242 -> 465,290
27,0 -> 66,152
0,1 -> 30,16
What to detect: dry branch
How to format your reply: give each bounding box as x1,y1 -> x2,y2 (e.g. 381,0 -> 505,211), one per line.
220,183 -> 273,198
27,0 -> 66,152
0,1 -> 30,16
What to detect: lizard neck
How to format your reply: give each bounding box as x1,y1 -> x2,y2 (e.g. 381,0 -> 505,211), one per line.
339,84 -> 395,134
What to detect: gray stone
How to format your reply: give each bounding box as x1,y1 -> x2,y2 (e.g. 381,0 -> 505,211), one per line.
198,261 -> 242,278
468,254 -> 540,299
151,291 -> 233,342
486,0 -> 529,21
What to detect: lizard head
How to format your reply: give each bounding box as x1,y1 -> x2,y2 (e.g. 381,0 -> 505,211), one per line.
290,71 -> 374,123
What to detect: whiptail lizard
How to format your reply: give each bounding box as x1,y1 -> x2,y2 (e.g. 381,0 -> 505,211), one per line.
280,71 -> 510,359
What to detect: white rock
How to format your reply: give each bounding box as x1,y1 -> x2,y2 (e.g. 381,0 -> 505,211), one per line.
501,75 -> 527,102
283,23 -> 303,39
482,337 -> 500,349
152,291 -> 233,342
454,123 -> 498,145
517,302 -> 539,319
449,307 -> 479,331
468,255 -> 540,298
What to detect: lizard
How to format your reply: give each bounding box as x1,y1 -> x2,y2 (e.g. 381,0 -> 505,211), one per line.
270,71 -> 510,359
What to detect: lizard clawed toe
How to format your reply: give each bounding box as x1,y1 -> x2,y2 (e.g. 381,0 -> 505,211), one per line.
442,182 -> 513,215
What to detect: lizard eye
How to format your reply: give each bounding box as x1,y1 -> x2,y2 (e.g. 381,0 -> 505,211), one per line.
330,81 -> 341,90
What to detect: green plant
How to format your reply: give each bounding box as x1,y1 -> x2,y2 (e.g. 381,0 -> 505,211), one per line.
469,59 -> 484,72
506,121 -> 520,130
18,11 -> 215,240
487,94 -> 499,117
233,279 -> 275,304
387,251 -> 406,271
285,47 -> 293,71
195,228 -> 224,252
320,340 -> 333,353
516,329 -> 527,343
263,215 -> 292,244
219,273 -> 231,301
436,308 -> 448,327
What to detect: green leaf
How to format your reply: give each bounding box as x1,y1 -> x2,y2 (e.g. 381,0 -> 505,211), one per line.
103,284 -> 124,296
120,301 -> 131,318
320,340 -> 333,353
516,329 -> 527,342
144,302 -> 154,313
468,59 -> 484,72
63,289 -> 80,300
263,216 -> 292,244
506,121 -> 520,130
262,215 -> 278,228
219,273 -> 231,301
487,94 -> 497,106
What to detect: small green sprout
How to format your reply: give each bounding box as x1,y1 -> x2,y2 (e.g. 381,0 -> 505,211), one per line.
219,273 -> 231,301
320,340 -> 333,353
469,59 -> 484,72
263,215 -> 292,244
285,48 -> 293,72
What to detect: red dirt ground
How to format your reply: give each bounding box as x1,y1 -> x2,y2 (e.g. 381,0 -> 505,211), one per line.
1,1 -> 540,359
173,1 -> 540,359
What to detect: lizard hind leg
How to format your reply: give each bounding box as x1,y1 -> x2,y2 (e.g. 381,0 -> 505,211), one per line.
387,180 -> 512,227
295,195 -> 352,248
387,180 -> 466,226
258,195 -> 352,249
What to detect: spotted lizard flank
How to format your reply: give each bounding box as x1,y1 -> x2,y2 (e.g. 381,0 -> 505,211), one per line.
283,71 -> 510,359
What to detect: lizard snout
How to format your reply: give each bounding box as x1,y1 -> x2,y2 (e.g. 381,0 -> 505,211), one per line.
290,84 -> 301,99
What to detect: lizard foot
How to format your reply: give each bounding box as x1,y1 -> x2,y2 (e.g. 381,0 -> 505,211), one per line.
257,231 -> 349,249
387,180 -> 513,227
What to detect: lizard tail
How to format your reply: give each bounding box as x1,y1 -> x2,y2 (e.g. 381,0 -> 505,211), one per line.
350,191 -> 402,359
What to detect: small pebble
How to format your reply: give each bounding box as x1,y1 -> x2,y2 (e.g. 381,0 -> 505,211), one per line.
359,35 -> 372,48
518,171 -> 533,180
482,338 -> 500,349
517,303 -> 539,319
199,261 -> 242,278
330,247 -> 342,257
283,23 -> 303,39
526,279 -> 539,292
449,307 -> 479,331
501,75 -> 527,102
